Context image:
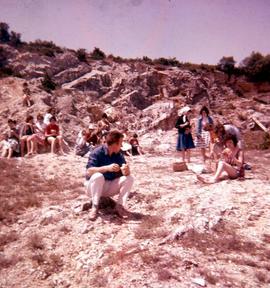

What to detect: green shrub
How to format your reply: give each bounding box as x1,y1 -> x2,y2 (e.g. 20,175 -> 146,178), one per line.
27,39 -> 63,57
76,48 -> 87,62
240,52 -> 270,82
41,72 -> 56,92
260,133 -> 270,150
153,57 -> 180,67
91,47 -> 106,60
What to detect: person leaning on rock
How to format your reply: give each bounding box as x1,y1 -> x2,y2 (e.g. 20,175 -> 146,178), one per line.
85,130 -> 134,221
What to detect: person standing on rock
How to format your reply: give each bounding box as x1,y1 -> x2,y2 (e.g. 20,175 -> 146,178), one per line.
175,106 -> 195,163
85,130 -> 134,220
195,106 -> 214,163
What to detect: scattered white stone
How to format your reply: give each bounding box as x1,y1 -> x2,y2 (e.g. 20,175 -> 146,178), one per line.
192,277 -> 206,287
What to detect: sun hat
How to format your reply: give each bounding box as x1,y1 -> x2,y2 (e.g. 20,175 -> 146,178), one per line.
121,142 -> 132,151
178,106 -> 191,116
88,123 -> 96,130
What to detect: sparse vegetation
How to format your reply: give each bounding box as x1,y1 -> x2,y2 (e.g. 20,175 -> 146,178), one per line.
91,47 -> 106,60
260,132 -> 270,150
240,51 -> 270,82
41,71 -> 56,92
153,57 -> 180,67
76,48 -> 88,63
0,231 -> 18,251
27,39 -> 63,57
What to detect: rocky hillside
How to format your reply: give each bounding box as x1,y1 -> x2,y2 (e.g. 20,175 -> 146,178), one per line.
1,41 -> 270,147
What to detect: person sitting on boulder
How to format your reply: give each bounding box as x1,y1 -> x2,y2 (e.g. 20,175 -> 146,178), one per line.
197,134 -> 244,184
75,124 -> 98,157
26,113 -> 46,156
44,107 -> 57,126
20,115 -> 35,157
45,116 -> 65,155
98,113 -> 111,135
129,133 -> 143,156
0,132 -> 11,158
85,130 -> 134,220
22,82 -> 32,107
4,119 -> 20,158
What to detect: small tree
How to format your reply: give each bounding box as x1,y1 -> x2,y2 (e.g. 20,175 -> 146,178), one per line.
10,31 -> 21,47
91,47 -> 106,60
42,72 -> 56,92
218,56 -> 236,80
240,52 -> 270,82
0,22 -> 10,43
76,48 -> 87,62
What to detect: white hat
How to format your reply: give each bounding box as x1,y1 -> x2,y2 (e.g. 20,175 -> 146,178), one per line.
121,142 -> 132,151
88,123 -> 96,129
178,106 -> 191,116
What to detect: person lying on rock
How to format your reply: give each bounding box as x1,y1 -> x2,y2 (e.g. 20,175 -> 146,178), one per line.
197,134 -> 244,184
85,130 -> 134,220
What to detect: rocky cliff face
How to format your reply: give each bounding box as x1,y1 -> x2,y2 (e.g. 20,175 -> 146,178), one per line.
1,43 -> 270,146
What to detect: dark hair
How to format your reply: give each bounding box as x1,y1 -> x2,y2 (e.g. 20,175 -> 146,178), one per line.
8,118 -> 14,124
102,113 -> 108,119
26,115 -> 34,123
106,130 -> 124,146
133,133 -> 138,138
47,107 -> 55,114
224,133 -> 238,147
50,116 -> 57,122
215,123 -> 225,134
23,82 -> 28,87
37,113 -> 44,120
200,106 -> 210,116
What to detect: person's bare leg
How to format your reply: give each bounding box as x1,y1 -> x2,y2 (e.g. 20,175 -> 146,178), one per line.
186,149 -> 191,163
181,150 -> 186,162
26,138 -> 32,155
20,139 -> 26,157
57,136 -> 65,154
2,148 -> 8,158
201,148 -> 206,163
198,160 -> 238,184
7,148 -> 13,159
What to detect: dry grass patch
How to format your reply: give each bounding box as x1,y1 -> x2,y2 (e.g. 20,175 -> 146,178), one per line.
31,252 -> 64,278
134,215 -> 166,239
0,159 -> 79,224
28,233 -> 44,250
0,254 -> 22,270
0,231 -> 18,251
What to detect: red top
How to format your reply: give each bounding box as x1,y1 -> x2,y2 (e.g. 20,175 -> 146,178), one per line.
45,123 -> 59,136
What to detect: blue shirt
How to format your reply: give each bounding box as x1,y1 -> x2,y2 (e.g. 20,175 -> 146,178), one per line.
86,144 -> 126,181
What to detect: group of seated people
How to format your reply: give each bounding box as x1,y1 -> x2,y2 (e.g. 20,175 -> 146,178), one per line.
0,108 -> 65,158
75,113 -> 143,158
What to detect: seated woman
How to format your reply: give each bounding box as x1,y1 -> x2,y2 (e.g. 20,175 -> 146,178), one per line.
4,119 -> 20,158
26,113 -> 46,155
129,133 -> 143,156
45,116 -> 65,155
197,134 -> 244,184
75,124 -> 98,157
0,132 -> 11,158
20,115 -> 35,157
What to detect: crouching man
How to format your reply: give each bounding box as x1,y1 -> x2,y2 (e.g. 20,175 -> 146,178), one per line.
85,130 -> 134,220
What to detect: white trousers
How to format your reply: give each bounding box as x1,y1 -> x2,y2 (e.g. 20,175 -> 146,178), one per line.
86,172 -> 134,207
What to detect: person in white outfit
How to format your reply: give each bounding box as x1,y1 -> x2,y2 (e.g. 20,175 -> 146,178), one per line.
85,130 -> 134,220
